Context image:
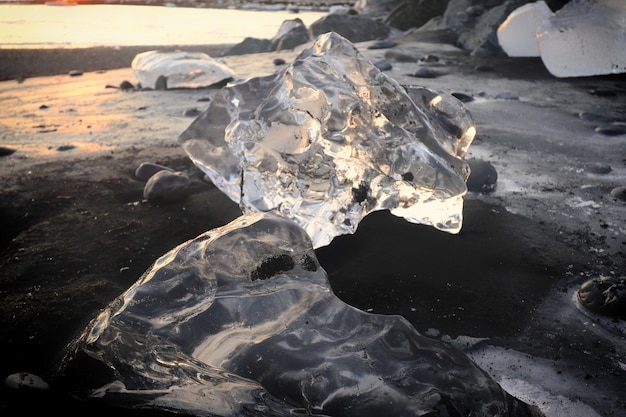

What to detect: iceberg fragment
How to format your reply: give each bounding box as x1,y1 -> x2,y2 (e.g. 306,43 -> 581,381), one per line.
180,32 -> 475,248
59,212 -> 543,417
497,1 -> 553,57
131,50 -> 238,89
538,0 -> 626,77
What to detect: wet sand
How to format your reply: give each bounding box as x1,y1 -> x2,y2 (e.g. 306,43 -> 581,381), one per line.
0,35 -> 625,416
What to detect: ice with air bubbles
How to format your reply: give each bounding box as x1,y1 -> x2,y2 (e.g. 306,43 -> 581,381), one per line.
59,212 -> 543,417
179,32 -> 476,248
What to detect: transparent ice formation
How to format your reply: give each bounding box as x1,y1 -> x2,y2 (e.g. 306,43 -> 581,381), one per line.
497,1 -> 553,57
132,50 -> 238,89
180,32 -> 475,248
60,212 -> 543,417
538,0 -> 626,77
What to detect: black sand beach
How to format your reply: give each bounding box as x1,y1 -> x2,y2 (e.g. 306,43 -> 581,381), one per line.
0,27 -> 625,417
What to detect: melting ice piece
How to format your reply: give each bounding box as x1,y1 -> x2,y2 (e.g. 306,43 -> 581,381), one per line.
538,0 -> 626,77
59,212 -> 543,417
179,32 -> 475,248
497,1 -> 553,57
131,50 -> 238,89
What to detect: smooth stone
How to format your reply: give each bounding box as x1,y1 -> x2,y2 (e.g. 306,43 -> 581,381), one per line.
410,67 -> 440,78
384,49 -> 418,62
273,58 -> 286,66
595,124 -> 626,136
419,53 -> 439,63
367,39 -> 397,49
68,70 -> 83,77
4,372 -> 49,391
373,59 -> 392,71
583,162 -> 612,175
119,80 -> 135,91
577,276 -> 626,318
155,75 -> 168,90
467,159 -> 498,193
451,92 -> 474,103
57,145 -> 76,152
578,111 -> 615,124
134,162 -> 174,181
0,146 -> 17,156
610,185 -> 626,202
183,108 -> 202,118
143,170 -> 190,203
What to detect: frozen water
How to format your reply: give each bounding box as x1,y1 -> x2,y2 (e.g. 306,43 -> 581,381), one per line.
180,32 -> 475,248
538,0 -> 626,77
131,50 -> 238,89
497,1 -> 553,57
59,212 -> 543,417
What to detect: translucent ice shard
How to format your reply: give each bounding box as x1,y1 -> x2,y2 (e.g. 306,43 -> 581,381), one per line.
131,50 -> 238,89
497,1 -> 553,57
538,0 -> 626,77
180,32 -> 475,248
59,212 -> 543,417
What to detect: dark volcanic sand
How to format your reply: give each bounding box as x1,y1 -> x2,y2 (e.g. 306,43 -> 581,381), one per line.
0,40 -> 625,416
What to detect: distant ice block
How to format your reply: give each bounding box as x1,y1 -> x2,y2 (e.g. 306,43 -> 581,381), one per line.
538,0 -> 626,77
131,50 -> 237,89
497,1 -> 553,57
180,32 -> 475,248
60,212 -> 544,417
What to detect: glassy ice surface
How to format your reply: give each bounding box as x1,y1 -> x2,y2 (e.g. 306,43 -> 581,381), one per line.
132,50 -> 238,89
538,0 -> 626,77
180,32 -> 475,248
60,212 -> 542,417
497,1 -> 553,57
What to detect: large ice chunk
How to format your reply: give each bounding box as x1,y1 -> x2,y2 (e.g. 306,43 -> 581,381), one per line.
59,212 -> 543,417
497,1 -> 554,57
131,50 -> 238,89
180,32 -> 475,248
538,0 -> 626,77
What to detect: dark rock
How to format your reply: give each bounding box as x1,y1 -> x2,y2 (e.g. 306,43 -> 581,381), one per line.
68,70 -> 83,77
273,58 -> 286,66
419,53 -> 439,63
577,111 -> 615,124
384,0 -> 450,31
143,170 -> 190,203
384,49 -> 418,62
610,185 -> 626,202
0,146 -> 17,156
183,108 -> 202,118
310,14 -> 392,43
589,88 -> 617,97
155,75 -> 168,91
270,18 -> 310,51
451,92 -> 474,103
57,145 -> 76,152
134,162 -> 174,182
119,80 -> 135,91
467,159 -> 498,193
4,372 -> 49,391
374,59 -> 393,71
39,104 -> 49,110
226,37 -> 272,56
583,162 -> 612,175
577,276 -> 626,319
410,67 -> 440,78
595,124 -> 626,136
367,39 -> 397,49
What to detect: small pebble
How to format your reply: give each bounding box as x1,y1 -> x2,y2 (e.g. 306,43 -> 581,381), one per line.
583,162 -> 612,175
143,170 -> 190,203
68,69 -> 83,77
374,59 -> 392,71
273,58 -> 286,65
595,124 -> 626,136
384,49 -> 418,63
419,54 -> 439,63
451,92 -> 474,103
410,67 -> 439,78
467,159 -> 497,193
134,162 -> 174,181
589,88 -> 616,97
610,185 -> 626,202
183,108 -> 202,117
577,111 -> 614,124
197,97 -> 211,102
5,372 -> 49,391
39,104 -> 49,110
119,80 -> 135,91
0,146 -> 17,156
57,144 -> 76,152
367,39 -> 397,50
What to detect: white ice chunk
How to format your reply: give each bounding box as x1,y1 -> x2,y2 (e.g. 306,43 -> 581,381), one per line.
538,0 -> 626,77
497,1 -> 553,57
131,50 -> 238,89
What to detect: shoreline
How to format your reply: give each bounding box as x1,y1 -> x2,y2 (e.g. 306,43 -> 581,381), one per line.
0,44 -> 236,81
